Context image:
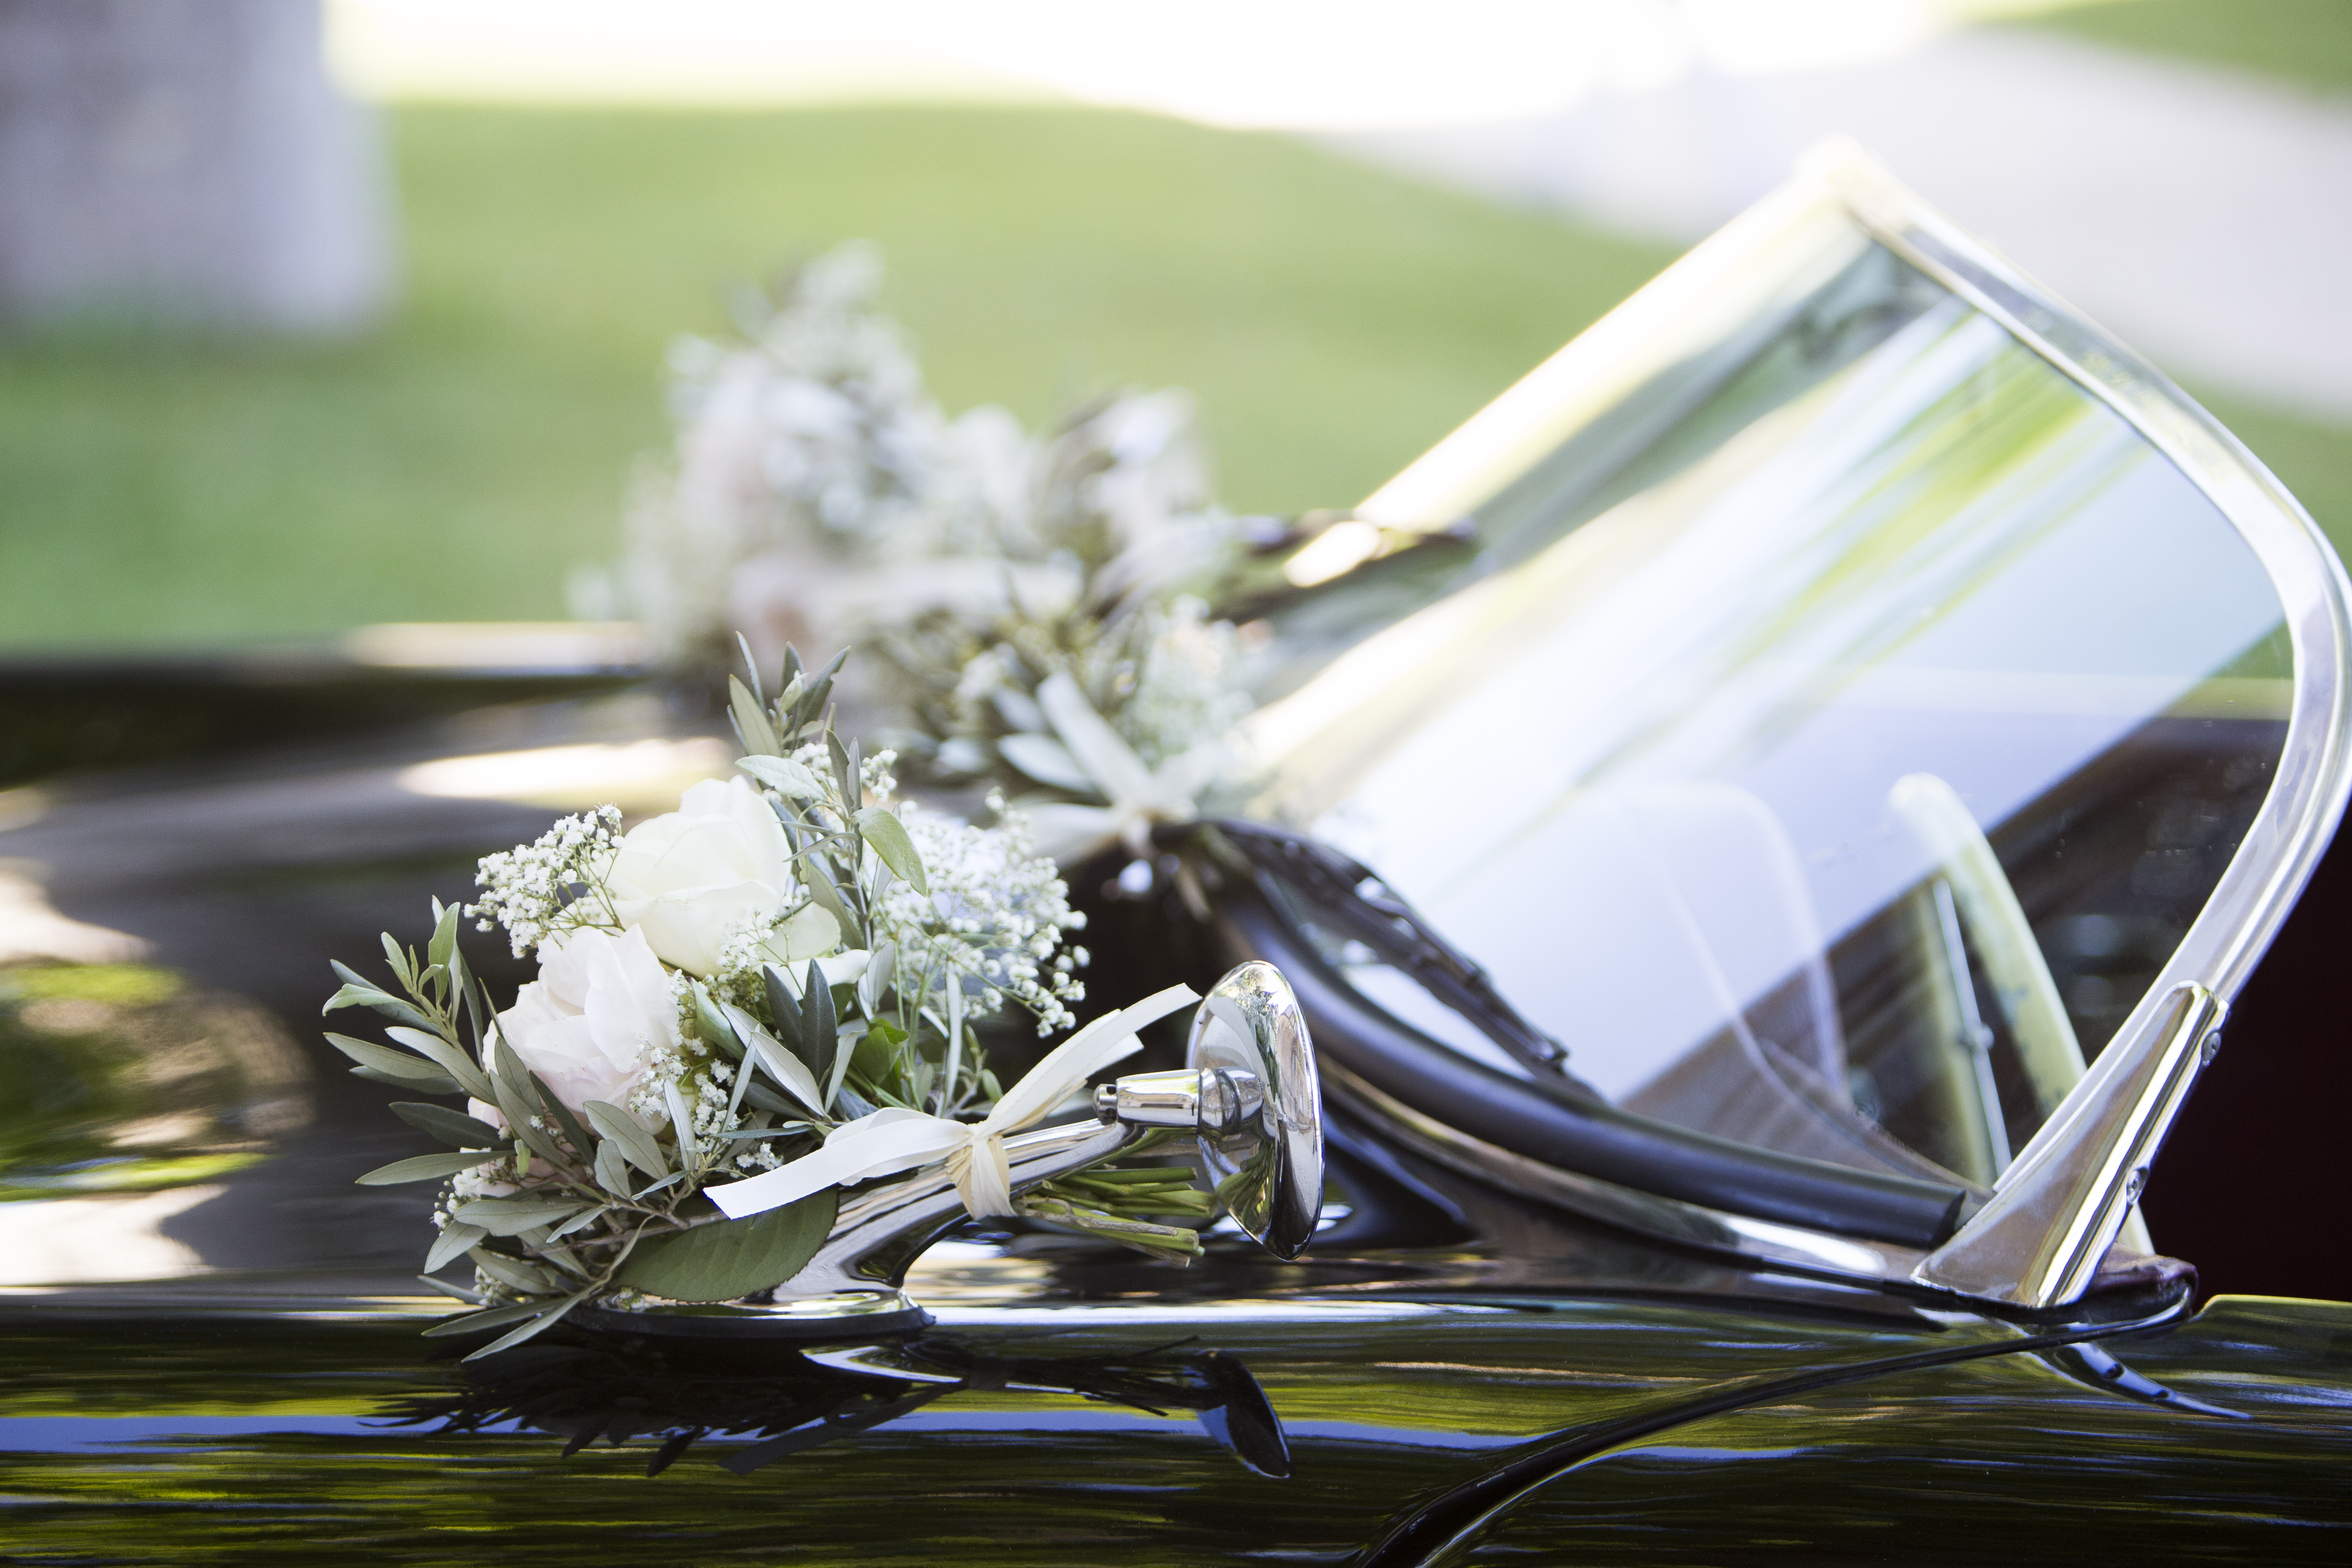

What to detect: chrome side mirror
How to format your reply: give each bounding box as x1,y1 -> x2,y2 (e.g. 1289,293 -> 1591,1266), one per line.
593,962 -> 1324,1338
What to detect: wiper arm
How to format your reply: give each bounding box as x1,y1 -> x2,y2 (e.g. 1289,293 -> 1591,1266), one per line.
1203,819 -> 1594,1090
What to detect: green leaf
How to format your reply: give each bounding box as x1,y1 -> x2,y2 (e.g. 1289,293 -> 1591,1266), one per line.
428,899 -> 461,975
787,647 -> 848,733
416,1273 -> 484,1305
592,1138 -> 631,1197
391,1101 -> 505,1150
351,1065 -> 463,1095
802,959 -> 838,1071
762,964 -> 804,1052
492,1039 -> 567,1169
738,753 -> 826,801
549,1205 -> 609,1240
740,1079 -> 794,1116
324,966 -> 440,1032
462,1285 -> 596,1361
723,1002 -> 827,1118
529,1072 -> 596,1160
730,675 -> 782,758
380,933 -> 415,990
421,1302 -> 542,1339
452,1196 -> 593,1237
857,941 -> 896,1019
584,1100 -> 667,1180
425,1221 -> 488,1273
386,1026 -> 494,1102
356,1150 -> 498,1186
326,1032 -> 457,1084
615,1189 -> 838,1303
692,982 -> 742,1059
736,632 -> 764,704
466,1246 -> 561,1296
855,806 -> 928,894
794,850 -> 858,937
828,731 -> 855,807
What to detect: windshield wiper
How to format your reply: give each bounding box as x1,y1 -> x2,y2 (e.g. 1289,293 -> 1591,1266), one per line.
1203,819 -> 1595,1091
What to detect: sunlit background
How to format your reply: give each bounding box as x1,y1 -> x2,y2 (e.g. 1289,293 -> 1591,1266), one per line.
2,0 -> 2348,648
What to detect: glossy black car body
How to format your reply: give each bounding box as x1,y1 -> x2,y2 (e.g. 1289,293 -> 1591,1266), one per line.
0,149 -> 2346,1564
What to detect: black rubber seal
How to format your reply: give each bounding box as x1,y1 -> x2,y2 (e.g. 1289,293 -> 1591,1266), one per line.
1211,872 -> 1971,1250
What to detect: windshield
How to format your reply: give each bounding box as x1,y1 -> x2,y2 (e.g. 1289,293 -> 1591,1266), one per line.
1252,238 -> 2289,1195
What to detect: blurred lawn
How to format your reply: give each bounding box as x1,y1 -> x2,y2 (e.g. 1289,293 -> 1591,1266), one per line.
2028,0 -> 2352,95
1,100 -> 2345,650
0,105 -> 1676,649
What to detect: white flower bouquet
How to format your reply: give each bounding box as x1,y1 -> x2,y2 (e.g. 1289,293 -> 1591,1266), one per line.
332,645 -> 1213,1359
578,242 -> 1265,866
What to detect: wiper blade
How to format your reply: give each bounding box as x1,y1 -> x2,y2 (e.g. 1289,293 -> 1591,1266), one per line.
1204,819 -> 1592,1089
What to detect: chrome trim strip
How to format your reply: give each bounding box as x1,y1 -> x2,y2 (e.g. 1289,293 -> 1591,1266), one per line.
1322,1058 -> 1925,1286
1809,140 -> 2352,1306
1916,984 -> 2223,1307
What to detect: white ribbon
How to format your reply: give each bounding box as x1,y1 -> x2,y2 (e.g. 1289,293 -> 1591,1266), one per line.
1011,673 -> 1229,863
706,982 -> 1200,1221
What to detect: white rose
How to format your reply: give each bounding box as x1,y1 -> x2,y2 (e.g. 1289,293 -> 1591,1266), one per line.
608,775 -> 839,976
497,926 -> 681,1121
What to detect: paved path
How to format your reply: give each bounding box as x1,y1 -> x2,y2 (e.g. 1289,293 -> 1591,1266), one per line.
1326,29 -> 2352,419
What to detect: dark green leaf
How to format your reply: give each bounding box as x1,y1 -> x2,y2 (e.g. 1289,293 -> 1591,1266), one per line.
615,1189 -> 838,1303
692,983 -> 743,1060
855,807 -> 928,894
356,1150 -> 497,1186
492,1039 -> 566,1168
530,1072 -> 596,1160
800,960 -> 836,1083
740,1080 -> 794,1116
391,1101 -> 505,1150
762,963 -> 804,1049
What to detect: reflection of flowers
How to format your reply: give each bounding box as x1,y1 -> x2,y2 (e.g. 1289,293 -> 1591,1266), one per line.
609,777 -> 837,978
497,926 -> 681,1122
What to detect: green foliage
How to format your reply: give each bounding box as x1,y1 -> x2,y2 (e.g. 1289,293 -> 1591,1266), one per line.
616,1189 -> 839,1303
2020,0 -> 2352,96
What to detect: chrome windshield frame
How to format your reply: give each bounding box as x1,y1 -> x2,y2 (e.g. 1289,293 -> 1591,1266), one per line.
1289,141 -> 2352,1313
1806,140 -> 2352,1308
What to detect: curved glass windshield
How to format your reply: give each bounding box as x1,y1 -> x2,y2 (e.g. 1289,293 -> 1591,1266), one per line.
1253,235 -> 2288,1195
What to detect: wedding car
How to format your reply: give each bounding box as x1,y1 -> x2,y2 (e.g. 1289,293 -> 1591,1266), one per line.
0,144 -> 2344,1563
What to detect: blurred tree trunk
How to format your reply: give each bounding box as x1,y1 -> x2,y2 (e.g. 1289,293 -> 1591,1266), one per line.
0,0 -> 393,331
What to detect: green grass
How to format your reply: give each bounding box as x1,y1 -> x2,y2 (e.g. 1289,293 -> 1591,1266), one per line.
2,100 -> 2346,651
0,105 -> 1677,649
2023,0 -> 2352,96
